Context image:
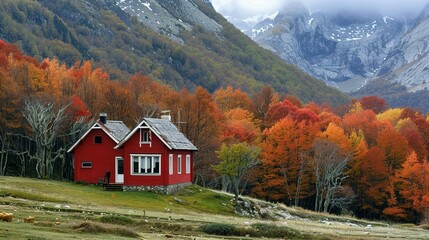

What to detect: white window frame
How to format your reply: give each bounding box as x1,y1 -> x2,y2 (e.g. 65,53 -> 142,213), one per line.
130,154 -> 161,176
177,154 -> 182,174
169,154 -> 173,175
139,128 -> 151,145
186,154 -> 191,174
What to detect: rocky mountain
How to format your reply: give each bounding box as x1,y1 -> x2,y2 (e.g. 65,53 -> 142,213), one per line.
353,8 -> 429,112
376,5 -> 429,92
238,2 -> 415,91
116,0 -> 222,43
0,0 -> 348,105
227,2 -> 429,111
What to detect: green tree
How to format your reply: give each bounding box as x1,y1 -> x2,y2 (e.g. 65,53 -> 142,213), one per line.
214,143 -> 260,201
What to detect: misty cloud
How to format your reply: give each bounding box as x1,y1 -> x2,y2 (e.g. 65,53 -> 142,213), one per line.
211,0 -> 284,19
211,0 -> 429,19
301,0 -> 428,14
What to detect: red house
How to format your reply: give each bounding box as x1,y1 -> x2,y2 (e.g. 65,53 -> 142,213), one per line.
68,114 -> 198,193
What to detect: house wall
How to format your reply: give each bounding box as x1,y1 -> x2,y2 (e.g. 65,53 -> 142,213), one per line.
122,129 -> 193,186
73,129 -> 122,184
166,150 -> 193,185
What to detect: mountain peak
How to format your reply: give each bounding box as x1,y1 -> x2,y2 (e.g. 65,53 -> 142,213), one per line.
279,1 -> 308,17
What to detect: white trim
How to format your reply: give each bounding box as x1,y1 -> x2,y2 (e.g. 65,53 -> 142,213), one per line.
186,154 -> 191,174
177,154 -> 182,174
115,119 -> 173,150
130,154 -> 161,176
67,121 -> 120,153
139,128 -> 151,147
169,154 -> 173,175
115,156 -> 124,183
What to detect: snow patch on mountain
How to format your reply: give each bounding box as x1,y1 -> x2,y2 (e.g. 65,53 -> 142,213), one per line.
252,24 -> 274,37
142,2 -> 152,11
116,0 -> 221,43
383,16 -> 394,24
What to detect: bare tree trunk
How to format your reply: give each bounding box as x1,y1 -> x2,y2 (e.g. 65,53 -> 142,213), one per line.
310,139 -> 350,212
282,172 -> 293,205
0,134 -> 9,176
220,176 -> 230,192
23,99 -> 68,179
295,157 -> 307,207
232,176 -> 240,201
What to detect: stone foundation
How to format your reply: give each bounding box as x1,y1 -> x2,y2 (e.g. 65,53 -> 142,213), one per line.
123,182 -> 192,194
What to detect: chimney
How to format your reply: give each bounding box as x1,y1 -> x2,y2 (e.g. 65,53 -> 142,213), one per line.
160,110 -> 171,121
100,113 -> 107,124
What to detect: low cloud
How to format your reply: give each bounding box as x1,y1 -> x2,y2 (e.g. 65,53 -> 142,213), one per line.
211,0 -> 284,18
211,0 -> 429,19
301,0 -> 428,14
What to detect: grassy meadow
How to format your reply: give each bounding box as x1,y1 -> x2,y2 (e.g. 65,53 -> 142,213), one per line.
0,176 -> 428,239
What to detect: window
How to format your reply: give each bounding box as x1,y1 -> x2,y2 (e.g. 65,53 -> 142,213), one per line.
94,136 -> 102,144
177,155 -> 182,174
140,129 -> 151,143
81,162 -> 92,168
186,154 -> 191,174
131,155 -> 160,175
169,154 -> 173,175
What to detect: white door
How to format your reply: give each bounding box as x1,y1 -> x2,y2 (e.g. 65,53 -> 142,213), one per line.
115,157 -> 124,183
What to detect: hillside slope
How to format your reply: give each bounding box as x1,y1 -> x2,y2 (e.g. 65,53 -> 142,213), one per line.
0,0 -> 348,105
1,177 -> 429,239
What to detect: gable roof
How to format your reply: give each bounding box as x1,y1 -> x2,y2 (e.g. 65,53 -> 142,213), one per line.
116,118 -> 198,151
67,120 -> 130,153
104,120 -> 130,141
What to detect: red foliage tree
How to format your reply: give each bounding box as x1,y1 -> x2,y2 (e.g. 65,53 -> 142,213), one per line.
360,96 -> 388,113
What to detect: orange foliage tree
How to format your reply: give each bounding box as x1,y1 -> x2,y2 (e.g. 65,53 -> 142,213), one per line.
179,87 -> 222,186
384,152 -> 429,222
222,108 -> 261,144
357,146 -> 390,218
214,86 -> 253,112
255,117 -> 318,206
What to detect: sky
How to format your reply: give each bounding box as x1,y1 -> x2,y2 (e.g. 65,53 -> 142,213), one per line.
211,0 -> 429,19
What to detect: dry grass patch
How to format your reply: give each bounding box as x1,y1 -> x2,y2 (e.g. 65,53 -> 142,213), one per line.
72,222 -> 139,238
420,224 -> 429,230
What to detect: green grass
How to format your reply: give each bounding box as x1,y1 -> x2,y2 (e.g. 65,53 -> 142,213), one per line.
0,176 -> 234,215
1,176 -> 429,239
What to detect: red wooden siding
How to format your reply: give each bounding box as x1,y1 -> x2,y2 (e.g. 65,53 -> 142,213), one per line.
73,129 -> 123,184
166,150 -> 193,185
122,129 -> 193,186
73,121 -> 195,187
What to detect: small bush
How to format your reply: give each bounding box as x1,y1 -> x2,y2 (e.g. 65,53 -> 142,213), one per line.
74,222 -> 107,233
99,215 -> 135,225
200,223 -> 242,236
201,223 -> 305,238
252,223 -> 303,239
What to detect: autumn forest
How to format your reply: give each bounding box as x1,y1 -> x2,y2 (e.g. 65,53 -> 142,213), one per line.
1,40 -> 429,224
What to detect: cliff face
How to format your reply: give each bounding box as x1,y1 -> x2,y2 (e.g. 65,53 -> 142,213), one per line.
378,11 -> 429,92
116,0 -> 221,43
242,2 -> 417,92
